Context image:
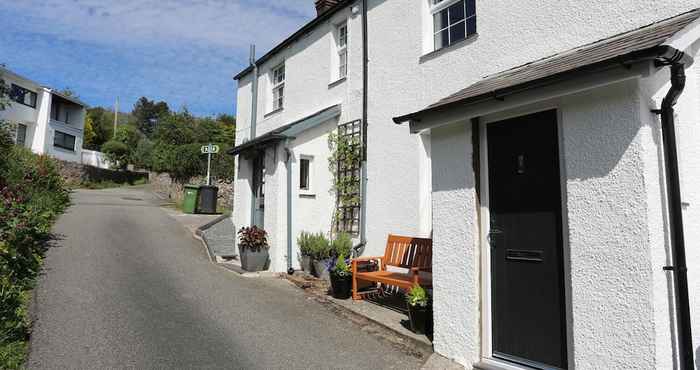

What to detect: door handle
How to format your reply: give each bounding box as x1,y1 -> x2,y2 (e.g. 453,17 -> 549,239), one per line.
487,228 -> 503,245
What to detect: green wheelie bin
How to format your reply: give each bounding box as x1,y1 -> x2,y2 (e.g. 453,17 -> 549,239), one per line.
183,185 -> 200,214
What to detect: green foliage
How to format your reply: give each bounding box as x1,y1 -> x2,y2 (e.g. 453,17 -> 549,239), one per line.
297,231 -> 314,257
83,107 -> 116,150
132,97 -> 170,137
83,116 -> 96,149
237,226 -> 269,251
307,232 -> 331,260
406,284 -> 430,307
114,125 -> 141,150
330,232 -> 352,260
328,131 -> 362,234
0,133 -> 69,369
101,140 -> 130,170
131,139 -> 153,169
330,254 -> 351,277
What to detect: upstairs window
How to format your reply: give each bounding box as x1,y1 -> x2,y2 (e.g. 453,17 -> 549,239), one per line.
432,0 -> 476,50
337,23 -> 348,79
10,84 -> 37,108
271,63 -> 285,111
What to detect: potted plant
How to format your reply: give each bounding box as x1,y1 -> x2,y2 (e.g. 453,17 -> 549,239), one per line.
237,226 -> 270,272
311,233 -> 331,280
329,254 -> 352,299
297,231 -> 314,273
406,284 -> 431,335
330,232 -> 352,260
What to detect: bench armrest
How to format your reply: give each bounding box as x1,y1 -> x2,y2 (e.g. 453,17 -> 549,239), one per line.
351,256 -> 383,263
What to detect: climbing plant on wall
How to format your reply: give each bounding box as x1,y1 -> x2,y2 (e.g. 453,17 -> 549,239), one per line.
328,120 -> 362,236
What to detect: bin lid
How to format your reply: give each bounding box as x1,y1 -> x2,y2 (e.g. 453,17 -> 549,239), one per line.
184,185 -> 200,190
199,185 -> 219,190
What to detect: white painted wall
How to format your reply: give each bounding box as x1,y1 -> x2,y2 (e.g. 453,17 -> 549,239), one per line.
81,149 -> 110,169
232,1 -> 700,364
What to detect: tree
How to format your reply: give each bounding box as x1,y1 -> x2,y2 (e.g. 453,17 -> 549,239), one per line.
132,97 -> 170,138
85,107 -> 114,149
82,116 -> 97,150
59,88 -> 78,98
101,140 -> 130,170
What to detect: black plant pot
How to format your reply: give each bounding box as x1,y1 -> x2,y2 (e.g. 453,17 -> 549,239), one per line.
239,246 -> 270,272
330,273 -> 352,299
407,304 -> 432,335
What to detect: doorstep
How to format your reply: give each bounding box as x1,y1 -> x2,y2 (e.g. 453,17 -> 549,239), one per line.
285,272 -> 433,359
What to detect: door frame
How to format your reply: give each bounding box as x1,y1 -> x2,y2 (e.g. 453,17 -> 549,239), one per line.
477,107 -> 574,370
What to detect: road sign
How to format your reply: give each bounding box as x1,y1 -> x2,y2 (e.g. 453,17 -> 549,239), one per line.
201,144 -> 220,154
201,143 -> 220,186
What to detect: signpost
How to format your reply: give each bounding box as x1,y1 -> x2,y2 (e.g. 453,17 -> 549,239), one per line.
201,143 -> 220,186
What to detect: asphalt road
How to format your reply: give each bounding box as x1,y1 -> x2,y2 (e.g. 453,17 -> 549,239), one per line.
27,187 -> 423,370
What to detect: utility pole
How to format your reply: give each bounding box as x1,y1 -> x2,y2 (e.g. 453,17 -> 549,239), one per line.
113,97 -> 119,138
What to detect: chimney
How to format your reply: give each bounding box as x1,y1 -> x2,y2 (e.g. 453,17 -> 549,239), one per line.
315,0 -> 340,16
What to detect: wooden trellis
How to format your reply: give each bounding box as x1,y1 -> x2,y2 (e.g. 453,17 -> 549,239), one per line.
335,119 -> 362,235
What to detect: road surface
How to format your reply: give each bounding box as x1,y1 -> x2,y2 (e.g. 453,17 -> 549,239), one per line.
27,187 -> 423,370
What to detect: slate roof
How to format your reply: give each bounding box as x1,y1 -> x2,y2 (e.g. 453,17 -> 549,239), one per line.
394,8 -> 700,123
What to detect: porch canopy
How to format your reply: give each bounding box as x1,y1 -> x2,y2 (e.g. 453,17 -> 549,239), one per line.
228,104 -> 341,156
393,8 -> 700,128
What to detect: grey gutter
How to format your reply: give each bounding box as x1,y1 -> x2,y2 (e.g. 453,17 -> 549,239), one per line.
353,0 -> 369,257
393,46 -> 691,124
285,140 -> 294,274
233,1 -> 353,81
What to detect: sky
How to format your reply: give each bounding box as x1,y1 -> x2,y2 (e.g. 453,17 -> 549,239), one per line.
0,1 -> 317,117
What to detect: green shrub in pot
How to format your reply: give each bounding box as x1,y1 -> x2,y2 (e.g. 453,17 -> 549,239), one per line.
297,231 -> 314,273
406,284 -> 432,335
330,232 -> 352,260
329,254 -> 352,299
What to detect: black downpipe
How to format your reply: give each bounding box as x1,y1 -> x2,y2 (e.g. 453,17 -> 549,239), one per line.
658,63 -> 694,369
353,0 -> 369,256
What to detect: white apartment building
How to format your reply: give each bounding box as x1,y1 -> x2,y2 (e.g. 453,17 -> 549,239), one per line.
232,1 -> 700,369
1,66 -> 87,163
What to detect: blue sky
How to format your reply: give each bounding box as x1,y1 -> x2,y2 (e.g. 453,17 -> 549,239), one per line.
0,1 -> 316,117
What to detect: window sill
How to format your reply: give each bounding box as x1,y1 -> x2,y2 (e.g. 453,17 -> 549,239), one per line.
264,108 -> 284,118
328,77 -> 347,88
419,33 -> 479,64
474,358 -> 535,370
53,146 -> 76,153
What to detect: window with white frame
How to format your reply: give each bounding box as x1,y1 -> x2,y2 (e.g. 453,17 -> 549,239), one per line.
432,0 -> 476,51
16,124 -> 27,147
336,22 -> 348,79
299,155 -> 313,193
271,63 -> 285,111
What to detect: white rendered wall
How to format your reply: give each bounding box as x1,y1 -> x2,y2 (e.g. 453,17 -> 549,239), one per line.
429,123 -> 480,366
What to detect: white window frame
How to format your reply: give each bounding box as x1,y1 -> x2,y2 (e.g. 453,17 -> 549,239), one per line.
430,0 -> 476,51
16,123 -> 27,147
271,63 -> 285,112
337,22 -> 348,80
299,155 -> 314,195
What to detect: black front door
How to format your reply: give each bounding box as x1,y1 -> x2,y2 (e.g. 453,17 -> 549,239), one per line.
487,110 -> 567,369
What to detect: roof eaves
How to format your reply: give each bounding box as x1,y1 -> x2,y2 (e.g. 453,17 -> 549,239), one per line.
233,1 -> 352,81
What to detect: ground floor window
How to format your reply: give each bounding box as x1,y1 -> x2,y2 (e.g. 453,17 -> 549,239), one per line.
53,131 -> 76,151
16,124 -> 27,147
299,155 -> 313,192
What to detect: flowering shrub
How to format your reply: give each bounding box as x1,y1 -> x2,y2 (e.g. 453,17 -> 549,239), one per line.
0,126 -> 70,369
329,254 -> 351,277
237,226 -> 269,252
406,284 -> 430,308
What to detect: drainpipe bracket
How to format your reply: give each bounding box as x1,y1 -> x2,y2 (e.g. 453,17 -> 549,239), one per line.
651,109 -> 663,115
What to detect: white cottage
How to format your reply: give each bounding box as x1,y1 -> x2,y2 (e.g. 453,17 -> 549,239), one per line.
0,66 -> 87,163
232,1 -> 700,368
395,8 -> 700,370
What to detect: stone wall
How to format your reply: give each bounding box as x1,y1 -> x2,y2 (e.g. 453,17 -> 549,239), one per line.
149,172 -> 233,211
56,159 -> 148,186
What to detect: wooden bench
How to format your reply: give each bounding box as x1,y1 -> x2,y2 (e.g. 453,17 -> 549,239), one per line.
351,234 -> 432,300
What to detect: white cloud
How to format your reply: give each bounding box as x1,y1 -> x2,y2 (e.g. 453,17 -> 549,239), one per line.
4,0 -> 315,57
